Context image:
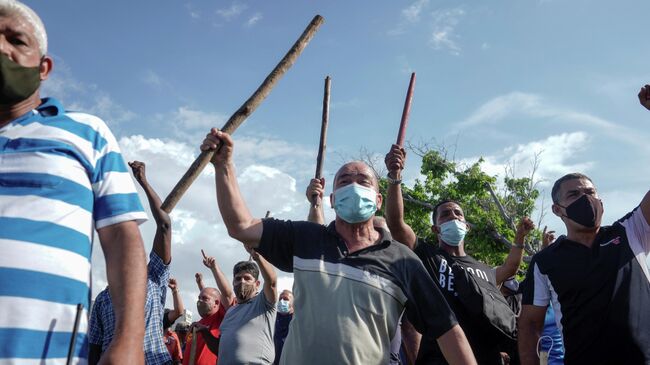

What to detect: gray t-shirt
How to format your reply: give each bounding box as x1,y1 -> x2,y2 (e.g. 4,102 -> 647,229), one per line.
218,292 -> 277,364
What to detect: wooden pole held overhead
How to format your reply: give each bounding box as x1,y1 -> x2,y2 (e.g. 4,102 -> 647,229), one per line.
396,72 -> 416,147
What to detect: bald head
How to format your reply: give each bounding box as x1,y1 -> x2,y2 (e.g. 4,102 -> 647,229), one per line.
333,161 -> 379,191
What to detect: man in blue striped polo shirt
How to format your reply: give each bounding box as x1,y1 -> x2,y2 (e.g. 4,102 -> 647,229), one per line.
0,1 -> 149,363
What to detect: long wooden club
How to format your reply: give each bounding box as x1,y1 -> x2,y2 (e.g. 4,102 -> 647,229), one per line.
161,15 -> 326,213
312,76 -> 331,207
396,72 -> 416,146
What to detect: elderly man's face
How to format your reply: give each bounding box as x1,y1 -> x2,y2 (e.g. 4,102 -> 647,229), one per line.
333,162 -> 378,191
0,15 -> 41,68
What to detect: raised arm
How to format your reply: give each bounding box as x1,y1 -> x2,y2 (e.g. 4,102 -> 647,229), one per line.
201,129 -> 263,248
97,221 -> 147,365
306,177 -> 326,224
202,249 -> 236,311
166,278 -> 185,324
384,144 -> 417,249
495,217 -> 534,285
195,272 -> 205,291
518,305 -> 548,365
251,249 -> 278,304
129,161 -> 172,264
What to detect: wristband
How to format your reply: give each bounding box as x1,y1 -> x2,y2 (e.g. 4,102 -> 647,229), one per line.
386,174 -> 402,185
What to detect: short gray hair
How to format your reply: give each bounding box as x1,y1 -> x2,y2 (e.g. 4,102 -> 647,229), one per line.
551,173 -> 593,204
0,0 -> 47,55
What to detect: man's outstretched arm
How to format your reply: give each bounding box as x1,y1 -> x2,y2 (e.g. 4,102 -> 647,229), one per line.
496,217 -> 533,285
202,250 -> 236,311
129,161 -> 172,264
166,278 -> 185,323
202,129 -> 263,248
384,144 -> 417,249
251,249 -> 277,304
97,221 -> 147,365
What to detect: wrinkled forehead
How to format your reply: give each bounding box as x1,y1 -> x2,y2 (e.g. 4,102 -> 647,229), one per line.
334,162 -> 377,188
0,13 -> 35,36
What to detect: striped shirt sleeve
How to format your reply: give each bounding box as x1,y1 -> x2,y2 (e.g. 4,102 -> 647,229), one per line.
78,113 -> 147,229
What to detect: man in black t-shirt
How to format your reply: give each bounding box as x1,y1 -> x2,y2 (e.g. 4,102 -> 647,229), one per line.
518,170 -> 650,365
384,145 -> 534,365
517,87 -> 650,365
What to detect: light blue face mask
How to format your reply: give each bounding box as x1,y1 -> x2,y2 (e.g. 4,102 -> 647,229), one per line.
333,183 -> 378,224
277,299 -> 291,313
439,219 -> 468,247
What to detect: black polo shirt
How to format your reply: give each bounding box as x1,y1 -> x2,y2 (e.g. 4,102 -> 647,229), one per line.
257,218 -> 458,365
521,207 -> 650,365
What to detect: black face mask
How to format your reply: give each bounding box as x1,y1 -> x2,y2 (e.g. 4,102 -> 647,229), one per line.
559,194 -> 603,228
0,53 -> 41,104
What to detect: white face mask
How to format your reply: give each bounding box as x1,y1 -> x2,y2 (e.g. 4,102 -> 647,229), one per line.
277,299 -> 291,313
438,219 -> 468,246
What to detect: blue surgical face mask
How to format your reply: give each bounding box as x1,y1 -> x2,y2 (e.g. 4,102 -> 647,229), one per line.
277,299 -> 291,314
333,183 -> 378,224
439,219 -> 468,247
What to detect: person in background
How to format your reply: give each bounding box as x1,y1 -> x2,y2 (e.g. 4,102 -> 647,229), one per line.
182,249 -> 233,365
384,144 -> 531,365
88,161 -> 172,365
273,290 -> 294,365
163,278 -> 185,364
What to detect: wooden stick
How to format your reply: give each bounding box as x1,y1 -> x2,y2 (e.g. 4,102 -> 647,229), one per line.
66,303 -> 83,365
161,15 -> 326,213
312,76 -> 331,207
188,327 -> 198,365
396,72 -> 416,146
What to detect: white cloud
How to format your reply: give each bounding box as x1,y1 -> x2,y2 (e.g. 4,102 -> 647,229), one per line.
388,0 -> 430,36
429,8 -> 465,55
402,0 -> 430,23
468,132 -> 594,185
245,12 -> 263,27
217,3 -> 248,21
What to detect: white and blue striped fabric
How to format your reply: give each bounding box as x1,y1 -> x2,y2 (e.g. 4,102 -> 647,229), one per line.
0,98 -> 147,364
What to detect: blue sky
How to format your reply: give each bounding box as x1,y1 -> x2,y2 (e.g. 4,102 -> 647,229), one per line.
26,0 -> 650,316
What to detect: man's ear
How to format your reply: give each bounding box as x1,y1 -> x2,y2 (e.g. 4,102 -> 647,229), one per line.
256,280 -> 261,288
551,204 -> 562,217
375,193 -> 383,210
329,193 -> 334,208
431,225 -> 440,235
39,55 -> 53,81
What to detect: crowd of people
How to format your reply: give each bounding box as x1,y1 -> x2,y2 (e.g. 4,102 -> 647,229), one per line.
0,0 -> 649,364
